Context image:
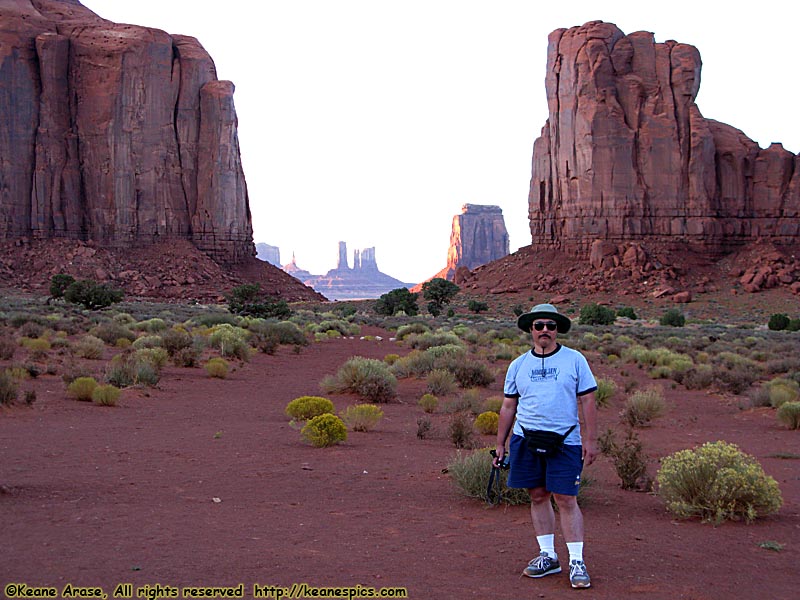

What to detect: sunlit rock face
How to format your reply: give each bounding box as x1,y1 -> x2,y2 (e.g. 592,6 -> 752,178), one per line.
0,0 -> 253,263
529,21 -> 800,258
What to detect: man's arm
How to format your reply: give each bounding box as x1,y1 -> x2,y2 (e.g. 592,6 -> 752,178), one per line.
578,391 -> 598,465
494,395 -> 518,467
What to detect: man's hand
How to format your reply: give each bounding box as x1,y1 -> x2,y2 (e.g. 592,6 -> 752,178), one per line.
582,439 -> 599,466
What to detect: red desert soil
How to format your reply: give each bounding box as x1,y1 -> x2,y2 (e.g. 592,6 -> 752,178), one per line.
1,327 -> 798,600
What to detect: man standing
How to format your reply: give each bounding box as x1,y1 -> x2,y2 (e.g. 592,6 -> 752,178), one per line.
494,303 -> 598,589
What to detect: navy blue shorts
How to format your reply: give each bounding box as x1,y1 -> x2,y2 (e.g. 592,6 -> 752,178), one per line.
506,433 -> 584,495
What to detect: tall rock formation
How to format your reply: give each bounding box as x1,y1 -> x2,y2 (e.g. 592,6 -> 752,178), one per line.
422,204 -> 510,285
529,21 -> 800,259
255,243 -> 281,266
288,242 -> 412,301
0,0 -> 253,263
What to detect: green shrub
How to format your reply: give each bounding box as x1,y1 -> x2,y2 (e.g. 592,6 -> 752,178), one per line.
132,318 -> 168,333
160,327 -> 193,356
616,306 -> 638,320
132,335 -> 163,350
396,322 -> 430,340
681,364 -> 715,390
768,313 -> 790,331
64,279 -> 124,309
249,320 -> 308,352
474,411 -> 499,435
134,348 -> 169,371
406,331 -> 463,351
204,357 -> 229,379
0,370 -> 18,405
92,384 -> 121,406
426,368 -> 457,396
67,376 -> 98,401
657,441 -> 783,523
74,335 -> 106,359
660,308 -> 685,327
418,393 -> 438,413
301,413 -> 348,447
320,356 -> 397,403
448,358 -> 495,388
285,396 -> 335,421
766,378 -> 799,408
49,273 -> 76,299
468,300 -> 489,314
208,324 -> 251,361
383,353 -> 400,365
447,448 -> 530,505
90,322 -> 136,345
580,302 -> 616,325
595,378 -> 617,408
390,350 -> 435,378
422,278 -> 460,317
622,386 -> 665,427
227,283 -> 291,319
777,401 -> 800,429
375,288 -> 419,316
172,346 -> 201,368
341,404 -> 384,432
104,353 -> 160,387
20,337 -> 51,359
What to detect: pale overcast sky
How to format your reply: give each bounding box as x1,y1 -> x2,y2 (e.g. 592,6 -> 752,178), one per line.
80,0 -> 800,284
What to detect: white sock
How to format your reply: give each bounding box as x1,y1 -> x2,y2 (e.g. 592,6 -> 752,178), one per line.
567,541 -> 584,563
537,534 -> 556,559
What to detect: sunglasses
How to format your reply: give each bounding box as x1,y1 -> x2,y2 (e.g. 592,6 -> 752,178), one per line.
533,321 -> 558,331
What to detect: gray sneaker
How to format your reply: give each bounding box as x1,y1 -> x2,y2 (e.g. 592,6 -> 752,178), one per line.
569,560 -> 591,588
523,552 -> 561,578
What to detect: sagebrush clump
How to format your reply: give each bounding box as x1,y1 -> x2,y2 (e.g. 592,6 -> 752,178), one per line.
447,448 -> 530,505
622,386 -> 665,427
776,401 -> 800,429
301,413 -> 348,447
341,404 -> 384,432
285,396 -> 334,421
92,384 -> 121,406
67,376 -> 98,401
657,440 -> 783,524
320,356 -> 397,403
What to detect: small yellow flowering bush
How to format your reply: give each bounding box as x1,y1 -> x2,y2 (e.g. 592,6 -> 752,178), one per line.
474,411 -> 499,435
657,441 -> 783,524
301,413 -> 348,447
418,393 -> 438,414
204,357 -> 229,379
285,396 -> 334,421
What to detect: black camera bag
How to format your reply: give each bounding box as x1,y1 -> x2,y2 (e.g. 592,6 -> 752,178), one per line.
521,424 -> 576,457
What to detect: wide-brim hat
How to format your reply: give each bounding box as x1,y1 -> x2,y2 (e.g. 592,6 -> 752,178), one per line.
517,303 -> 571,334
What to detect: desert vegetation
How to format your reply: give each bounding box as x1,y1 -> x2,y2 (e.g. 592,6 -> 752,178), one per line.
0,286 -> 796,530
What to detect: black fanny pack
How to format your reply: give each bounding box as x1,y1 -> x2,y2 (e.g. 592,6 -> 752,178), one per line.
521,424 -> 576,456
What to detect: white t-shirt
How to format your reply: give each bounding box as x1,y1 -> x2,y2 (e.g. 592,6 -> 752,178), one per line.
503,344 -> 597,445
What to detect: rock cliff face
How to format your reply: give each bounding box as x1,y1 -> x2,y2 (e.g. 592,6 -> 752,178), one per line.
0,0 -> 253,263
529,21 -> 800,258
424,204 -> 509,284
